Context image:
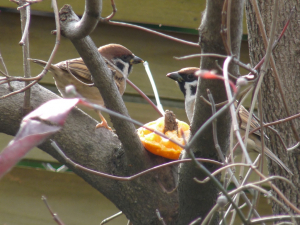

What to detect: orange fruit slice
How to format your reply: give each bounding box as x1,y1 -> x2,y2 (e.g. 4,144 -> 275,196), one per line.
137,117 -> 190,159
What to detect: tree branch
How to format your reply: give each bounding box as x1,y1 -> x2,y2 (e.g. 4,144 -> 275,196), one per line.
59,2 -> 101,39
0,82 -> 179,224
58,4 -> 149,171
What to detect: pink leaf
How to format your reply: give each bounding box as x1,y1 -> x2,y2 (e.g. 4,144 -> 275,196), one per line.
0,98 -> 80,179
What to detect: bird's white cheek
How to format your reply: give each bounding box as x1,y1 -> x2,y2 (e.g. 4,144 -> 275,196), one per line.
123,63 -> 130,78
184,80 -> 198,99
184,80 -> 197,123
112,58 -> 130,78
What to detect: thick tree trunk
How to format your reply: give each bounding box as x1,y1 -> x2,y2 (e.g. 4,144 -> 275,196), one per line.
178,0 -> 244,224
246,0 -> 300,214
0,82 -> 179,224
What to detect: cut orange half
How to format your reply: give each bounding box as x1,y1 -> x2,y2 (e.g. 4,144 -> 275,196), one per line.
137,117 -> 190,159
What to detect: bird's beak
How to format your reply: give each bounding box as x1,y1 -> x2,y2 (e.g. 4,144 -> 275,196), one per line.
130,55 -> 144,64
166,72 -> 184,82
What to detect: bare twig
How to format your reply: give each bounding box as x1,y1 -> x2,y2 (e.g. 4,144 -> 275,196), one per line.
17,0 -> 43,9
0,53 -> 10,78
126,79 -> 163,116
188,91 -> 238,152
247,5 -> 295,77
0,80 -> 38,100
245,156 -> 260,220
59,1 -> 101,39
19,0 -> 32,115
156,178 -> 178,194
258,92 -> 264,174
226,0 -> 232,54
271,6 -> 295,50
249,114 -> 300,151
194,162 -> 259,184
100,0 -> 117,22
200,204 -> 218,225
206,94 -> 256,223
233,98 -> 300,153
208,89 -> 224,160
184,140 -> 247,224
230,182 -> 297,224
109,21 -> 199,47
0,51 -> 12,91
0,0 -> 60,100
221,156 -> 262,225
97,0 -> 199,47
250,215 -> 300,225
190,216 -> 202,225
0,75 -> 42,82
51,140 -> 222,181
186,87 -> 264,221
251,175 -> 295,188
19,2 -> 31,46
221,0 -> 231,55
254,168 -> 300,214
41,196 -> 65,225
156,209 -> 167,225
181,92 -> 248,223
231,124 -> 298,157
44,0 -> 61,73
175,54 -> 258,78
100,211 -> 123,225
74,95 -> 185,148
250,0 -> 300,142
200,95 -> 228,108
215,60 -> 238,80
223,57 -> 252,164
247,192 -> 258,223
228,184 -> 296,223
175,53 -> 227,60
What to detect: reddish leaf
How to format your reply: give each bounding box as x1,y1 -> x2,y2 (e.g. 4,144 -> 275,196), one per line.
0,98 -> 80,179
196,71 -> 237,93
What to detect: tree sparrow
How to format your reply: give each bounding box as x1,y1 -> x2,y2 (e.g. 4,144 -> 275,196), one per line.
167,67 -> 292,175
30,44 -> 144,130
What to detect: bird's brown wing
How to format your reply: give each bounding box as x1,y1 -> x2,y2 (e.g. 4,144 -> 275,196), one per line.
56,57 -> 93,85
235,102 -> 292,174
238,105 -> 260,133
237,104 -> 267,139
56,56 -> 126,95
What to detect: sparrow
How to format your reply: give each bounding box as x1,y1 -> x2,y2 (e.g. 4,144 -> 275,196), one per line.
30,44 -> 144,130
167,67 -> 293,175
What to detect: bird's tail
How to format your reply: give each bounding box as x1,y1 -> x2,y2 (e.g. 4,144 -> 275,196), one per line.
264,147 -> 293,175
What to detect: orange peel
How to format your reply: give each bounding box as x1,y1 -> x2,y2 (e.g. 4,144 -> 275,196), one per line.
137,117 -> 190,159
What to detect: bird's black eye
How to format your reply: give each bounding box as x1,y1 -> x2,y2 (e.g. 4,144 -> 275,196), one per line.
121,55 -> 128,61
116,62 -> 124,71
187,74 -> 194,80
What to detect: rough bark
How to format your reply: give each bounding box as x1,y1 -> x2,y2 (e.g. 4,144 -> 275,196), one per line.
0,1 -> 246,224
0,82 -> 179,224
178,0 -> 244,224
246,0 -> 300,215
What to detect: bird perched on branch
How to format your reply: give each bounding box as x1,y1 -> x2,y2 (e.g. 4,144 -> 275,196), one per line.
167,67 -> 292,175
30,44 -> 144,130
